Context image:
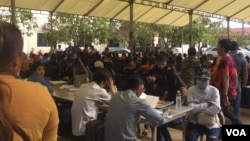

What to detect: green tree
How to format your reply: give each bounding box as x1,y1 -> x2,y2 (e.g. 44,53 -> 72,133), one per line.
109,20 -> 129,48
178,17 -> 226,56
152,24 -> 173,48
108,21 -> 155,52
230,29 -> 250,46
0,8 -> 37,36
206,20 -> 227,45
134,22 -> 155,51
45,13 -> 110,47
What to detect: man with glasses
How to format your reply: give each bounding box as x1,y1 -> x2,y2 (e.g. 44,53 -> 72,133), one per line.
105,74 -> 171,141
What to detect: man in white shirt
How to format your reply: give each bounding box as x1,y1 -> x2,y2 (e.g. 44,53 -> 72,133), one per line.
71,68 -> 116,140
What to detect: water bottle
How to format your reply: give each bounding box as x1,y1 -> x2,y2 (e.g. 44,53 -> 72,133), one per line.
176,90 -> 182,110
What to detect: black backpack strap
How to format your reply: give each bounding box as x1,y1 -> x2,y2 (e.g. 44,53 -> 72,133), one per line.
12,124 -> 30,141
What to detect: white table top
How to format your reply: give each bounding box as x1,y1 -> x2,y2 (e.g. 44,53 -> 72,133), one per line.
52,85 -> 78,101
53,85 -> 193,117
141,105 -> 193,123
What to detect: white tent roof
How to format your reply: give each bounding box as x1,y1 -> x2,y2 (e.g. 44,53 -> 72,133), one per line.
1,0 -> 249,26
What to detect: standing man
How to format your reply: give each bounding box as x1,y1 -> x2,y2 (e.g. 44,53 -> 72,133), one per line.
146,54 -> 168,100
215,39 -> 241,124
71,68 -> 116,140
181,47 -> 200,88
144,54 -> 176,141
229,41 -> 248,119
56,44 -> 63,61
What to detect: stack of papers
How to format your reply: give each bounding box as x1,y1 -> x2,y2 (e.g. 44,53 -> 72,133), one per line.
69,88 -> 79,91
156,101 -> 174,109
59,85 -> 79,91
59,85 -> 75,89
50,80 -> 68,85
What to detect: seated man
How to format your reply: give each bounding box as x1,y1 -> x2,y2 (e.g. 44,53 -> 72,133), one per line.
71,68 -> 116,140
27,61 -> 54,94
105,74 -> 171,141
186,68 -> 221,141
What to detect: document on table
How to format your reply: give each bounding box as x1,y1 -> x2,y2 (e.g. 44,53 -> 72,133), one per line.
69,88 -> 79,91
145,95 -> 159,109
59,85 -> 75,89
139,92 -> 147,99
156,101 -> 175,109
139,93 -> 159,108
50,80 -> 68,85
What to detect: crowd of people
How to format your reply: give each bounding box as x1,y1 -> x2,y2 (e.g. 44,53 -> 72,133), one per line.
1,21 -> 250,141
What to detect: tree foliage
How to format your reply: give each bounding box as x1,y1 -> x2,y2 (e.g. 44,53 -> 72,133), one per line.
44,13 -> 248,50
45,13 -> 110,47
0,8 -> 38,36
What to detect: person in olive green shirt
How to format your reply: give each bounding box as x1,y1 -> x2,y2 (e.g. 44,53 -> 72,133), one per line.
181,47 -> 200,88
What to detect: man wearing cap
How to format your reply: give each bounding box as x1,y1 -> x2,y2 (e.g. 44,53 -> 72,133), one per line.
186,68 -> 221,141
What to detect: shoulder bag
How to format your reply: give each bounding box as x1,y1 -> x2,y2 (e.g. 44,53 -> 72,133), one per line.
196,101 -> 222,126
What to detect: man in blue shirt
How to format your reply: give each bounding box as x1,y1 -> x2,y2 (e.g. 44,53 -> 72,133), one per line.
229,41 -> 248,119
105,74 -> 171,141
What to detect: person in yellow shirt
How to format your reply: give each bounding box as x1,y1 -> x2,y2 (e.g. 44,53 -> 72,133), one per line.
210,55 -> 222,85
0,21 -> 59,141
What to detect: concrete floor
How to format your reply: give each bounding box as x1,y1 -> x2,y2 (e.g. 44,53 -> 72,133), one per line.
58,107 -> 250,141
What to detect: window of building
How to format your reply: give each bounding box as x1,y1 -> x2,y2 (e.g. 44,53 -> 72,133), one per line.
37,33 -> 48,47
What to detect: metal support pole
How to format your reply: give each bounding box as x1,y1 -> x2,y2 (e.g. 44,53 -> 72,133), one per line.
188,10 -> 193,48
11,0 -> 16,25
129,0 -> 134,60
226,17 -> 230,39
49,12 -> 53,30
109,19 -> 112,47
181,27 -> 183,54
242,22 -> 244,42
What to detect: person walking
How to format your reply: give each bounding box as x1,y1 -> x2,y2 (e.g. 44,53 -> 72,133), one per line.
215,39 -> 241,124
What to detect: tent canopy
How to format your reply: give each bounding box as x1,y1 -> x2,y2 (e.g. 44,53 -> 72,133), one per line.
2,0 -> 249,27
